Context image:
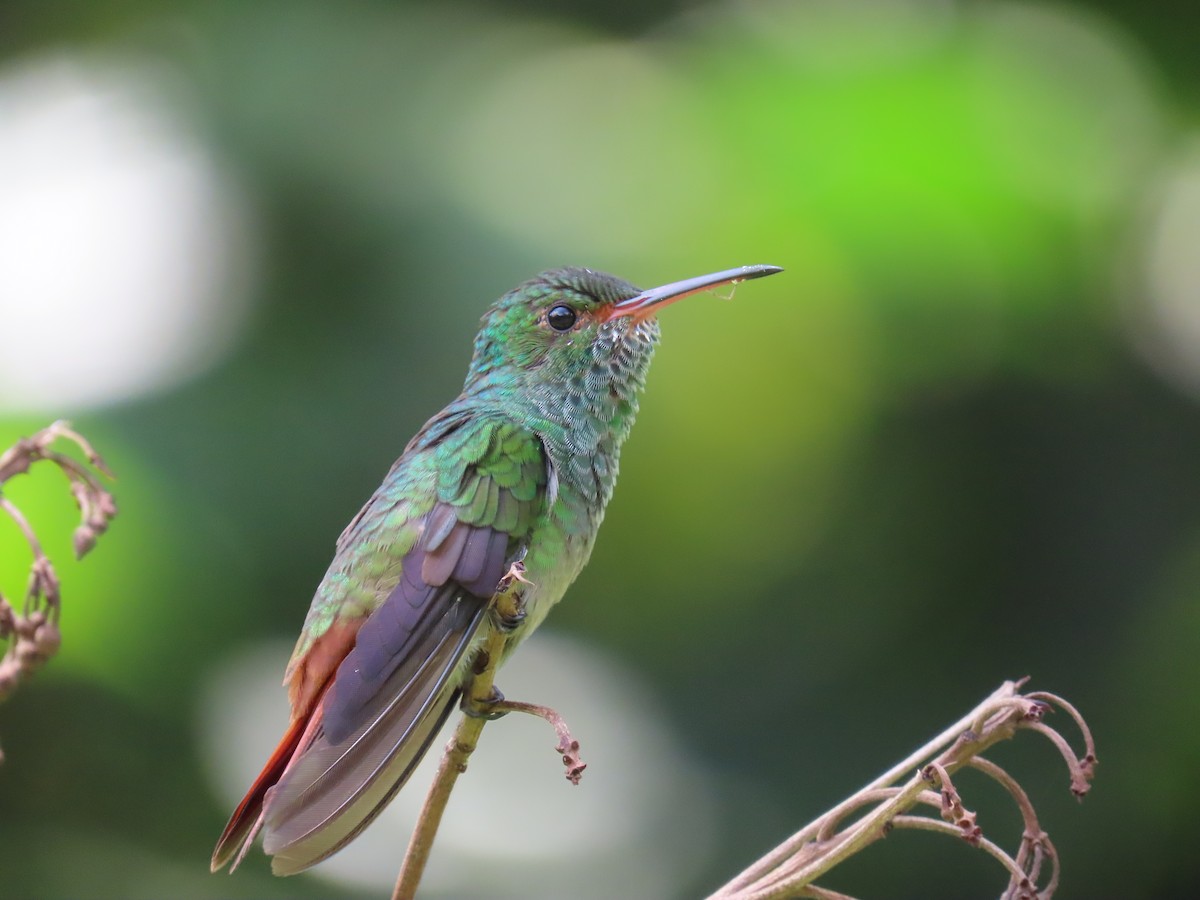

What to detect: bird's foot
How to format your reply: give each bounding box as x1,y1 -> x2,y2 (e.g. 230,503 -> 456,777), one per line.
462,686 -> 508,720
493,602 -> 527,633
492,575 -> 527,631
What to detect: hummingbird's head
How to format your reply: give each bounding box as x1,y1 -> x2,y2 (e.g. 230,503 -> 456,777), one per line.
464,265 -> 784,426
467,264 -> 783,382
466,267 -> 661,394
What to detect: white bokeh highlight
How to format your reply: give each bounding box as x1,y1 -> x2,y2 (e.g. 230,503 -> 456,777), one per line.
1134,141 -> 1200,398
202,631 -> 718,898
0,54 -> 253,413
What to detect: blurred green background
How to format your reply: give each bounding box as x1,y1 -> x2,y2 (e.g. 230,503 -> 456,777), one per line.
1,0 -> 1198,897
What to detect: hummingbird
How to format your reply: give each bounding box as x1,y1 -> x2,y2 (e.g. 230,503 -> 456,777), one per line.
211,263 -> 783,876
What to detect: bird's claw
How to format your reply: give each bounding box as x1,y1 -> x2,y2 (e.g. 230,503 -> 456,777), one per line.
494,561 -> 530,632
462,686 -> 508,720
494,603 -> 527,633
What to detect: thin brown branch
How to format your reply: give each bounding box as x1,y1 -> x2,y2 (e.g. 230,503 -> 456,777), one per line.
390,580 -> 586,899
487,698 -> 587,784
389,634 -> 506,900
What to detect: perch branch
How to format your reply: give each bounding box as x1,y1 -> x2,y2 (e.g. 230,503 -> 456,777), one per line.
390,579 -> 586,900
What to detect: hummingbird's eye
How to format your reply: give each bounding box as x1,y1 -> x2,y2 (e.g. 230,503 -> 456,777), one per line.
546,305 -> 578,332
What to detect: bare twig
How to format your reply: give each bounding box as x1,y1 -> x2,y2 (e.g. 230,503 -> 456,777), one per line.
707,679 -> 1096,900
0,421 -> 117,760
487,698 -> 587,784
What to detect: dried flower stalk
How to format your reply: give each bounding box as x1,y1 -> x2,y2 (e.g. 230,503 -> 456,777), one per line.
708,679 -> 1097,900
0,421 -> 117,762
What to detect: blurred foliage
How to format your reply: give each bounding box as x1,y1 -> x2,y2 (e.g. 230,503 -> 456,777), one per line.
2,0 -> 1199,898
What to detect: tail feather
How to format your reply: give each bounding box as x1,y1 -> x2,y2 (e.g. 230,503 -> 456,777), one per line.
266,682 -> 462,875
261,603 -> 485,874
210,695 -> 326,873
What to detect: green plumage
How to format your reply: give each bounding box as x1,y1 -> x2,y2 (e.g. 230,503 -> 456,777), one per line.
212,263 -> 781,876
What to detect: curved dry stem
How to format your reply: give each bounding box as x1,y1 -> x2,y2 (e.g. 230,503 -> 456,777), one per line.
707,680 -> 1095,900
1026,691 -> 1097,781
0,423 -> 115,760
43,420 -> 114,478
42,449 -> 105,493
967,755 -> 1059,891
487,698 -> 587,784
1022,721 -> 1093,799
888,815 -> 1029,886
715,681 -> 1026,898
0,497 -> 46,562
922,762 -> 981,844
814,788 -> 905,842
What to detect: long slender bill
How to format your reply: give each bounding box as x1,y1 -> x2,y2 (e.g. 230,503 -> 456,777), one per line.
609,264 -> 783,320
